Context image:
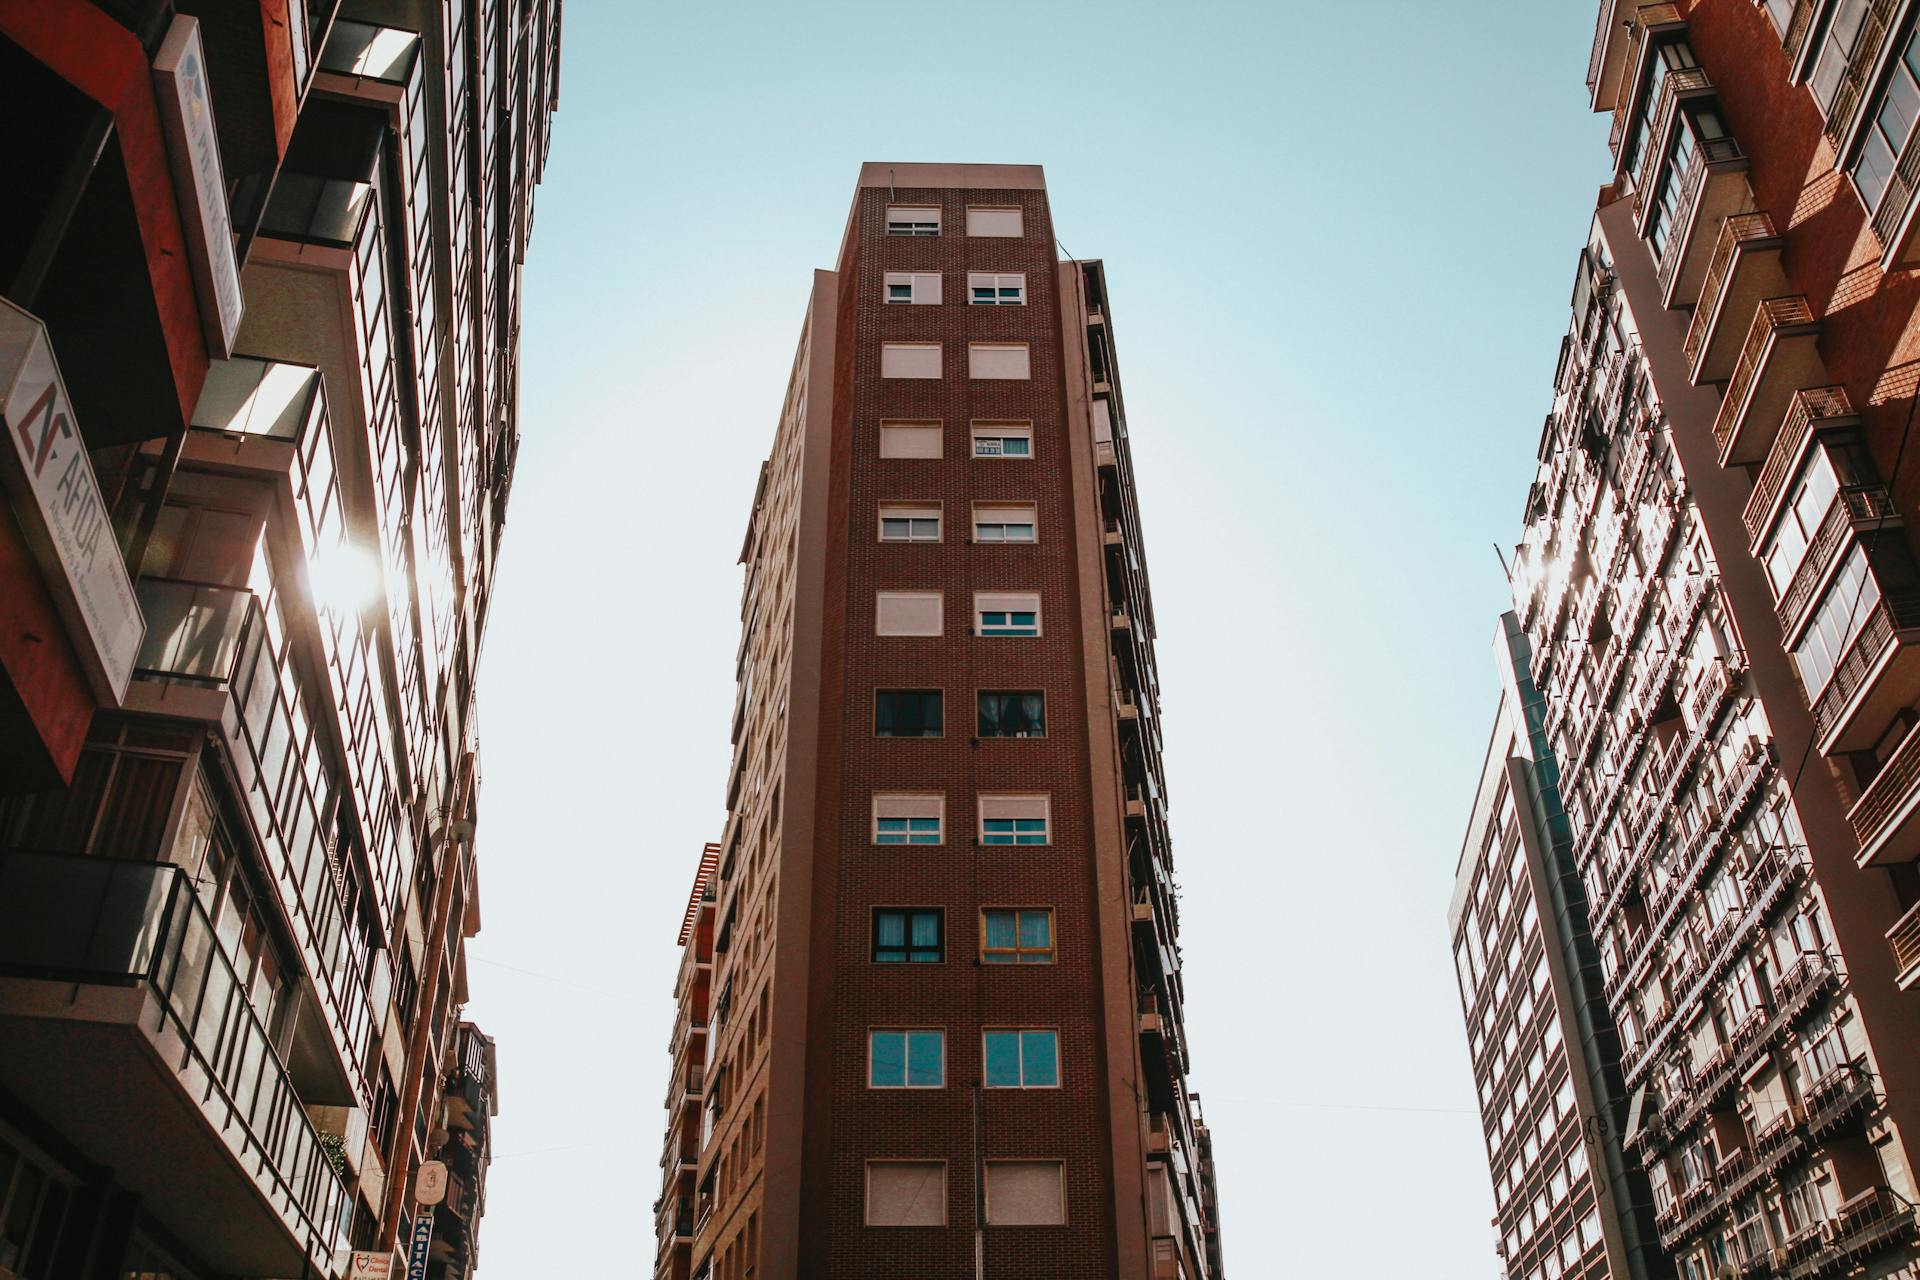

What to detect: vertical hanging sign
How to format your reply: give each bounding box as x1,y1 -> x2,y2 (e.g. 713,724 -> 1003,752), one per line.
152,15 -> 244,357
405,1212 -> 433,1280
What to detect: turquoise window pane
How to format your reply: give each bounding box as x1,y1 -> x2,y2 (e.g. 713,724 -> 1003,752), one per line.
1022,1031 -> 1059,1087
1018,912 -> 1051,951
876,913 -> 905,947
910,913 -> 939,947
984,1031 -> 1021,1087
984,912 -> 1016,949
870,1032 -> 906,1087
907,1032 -> 943,1087
1005,439 -> 1030,456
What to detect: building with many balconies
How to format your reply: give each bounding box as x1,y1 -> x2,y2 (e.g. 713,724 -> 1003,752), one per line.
0,3 -> 557,1277
649,163 -> 1224,1280
1452,5 -> 1920,1277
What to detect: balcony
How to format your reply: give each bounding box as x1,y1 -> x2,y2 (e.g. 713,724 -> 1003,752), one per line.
1713,297 -> 1824,466
1888,900 -> 1920,989
0,849 -> 346,1277
1593,2 -> 1679,115
1655,143 -> 1753,309
130,577 -> 261,720
1685,213 -> 1787,383
1803,1061 -> 1876,1139
1776,485 -> 1898,639
1809,587 -> 1920,754
1849,718 -> 1920,868
316,19 -> 421,95
1743,387 -> 1858,546
258,173 -> 375,251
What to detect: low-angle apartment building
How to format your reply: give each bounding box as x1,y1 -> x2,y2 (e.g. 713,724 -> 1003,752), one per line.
651,162 -> 1225,1280
0,2 -> 554,1277
1454,2 -> 1920,1278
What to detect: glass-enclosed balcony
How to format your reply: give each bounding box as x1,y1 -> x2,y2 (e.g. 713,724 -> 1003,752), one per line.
260,173 -> 375,249
0,849 -> 346,1277
1792,534 -> 1920,754
191,356 -> 322,441
318,19 -> 421,84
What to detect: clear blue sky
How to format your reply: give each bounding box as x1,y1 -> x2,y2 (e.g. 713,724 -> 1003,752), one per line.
465,2 -> 1611,1274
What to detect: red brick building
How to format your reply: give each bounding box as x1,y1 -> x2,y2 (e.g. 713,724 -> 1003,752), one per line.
0,3 -> 555,1277
653,164 -> 1224,1280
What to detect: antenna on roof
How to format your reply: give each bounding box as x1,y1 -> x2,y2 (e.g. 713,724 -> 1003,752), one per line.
1494,542 -> 1513,583
889,167 -> 896,200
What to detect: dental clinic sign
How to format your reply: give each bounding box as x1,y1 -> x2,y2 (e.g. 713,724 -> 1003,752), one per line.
0,300 -> 143,703
153,15 -> 243,357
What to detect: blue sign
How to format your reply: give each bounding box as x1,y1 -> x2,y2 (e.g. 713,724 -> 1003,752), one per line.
406,1211 -> 434,1280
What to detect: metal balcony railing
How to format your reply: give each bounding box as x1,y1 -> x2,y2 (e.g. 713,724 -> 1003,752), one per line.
1744,387 -> 1856,543
1823,0 -> 1901,147
1684,211 -> 1781,374
1887,900 -> 1920,982
0,849 -> 346,1255
1713,296 -> 1818,457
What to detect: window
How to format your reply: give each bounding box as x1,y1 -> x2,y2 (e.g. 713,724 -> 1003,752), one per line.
876,590 -> 942,636
873,794 -> 943,845
978,691 -> 1045,738
973,503 -> 1037,543
968,342 -> 1030,379
979,794 -> 1050,845
981,908 -> 1053,963
866,1161 -> 946,1226
881,343 -> 942,379
972,421 -> 1033,458
1851,26 -> 1920,211
886,206 -> 940,237
878,502 -> 941,542
968,272 -> 1025,305
1759,442 -> 1849,596
875,689 -> 942,737
884,272 -> 942,305
975,591 -> 1040,637
869,1029 -> 944,1088
1791,545 -> 1879,695
873,908 -> 943,962
879,420 -> 943,459
1810,0 -> 1871,115
984,1161 -> 1066,1226
983,1029 -> 1060,1088
966,206 -> 1023,237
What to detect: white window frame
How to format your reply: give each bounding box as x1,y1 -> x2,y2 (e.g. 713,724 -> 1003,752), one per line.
982,1027 -> 1062,1089
882,343 -> 943,379
967,342 -> 1031,380
973,502 -> 1037,544
978,793 -> 1050,844
885,206 -> 941,237
965,206 -> 1024,238
879,420 -> 944,459
872,793 -> 944,846
878,502 -> 941,543
876,589 -> 943,636
884,272 -> 942,305
971,421 -> 1034,459
867,1028 -> 946,1090
974,591 -> 1041,637
967,272 -> 1025,306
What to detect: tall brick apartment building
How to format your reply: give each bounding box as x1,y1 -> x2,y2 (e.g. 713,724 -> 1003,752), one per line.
1453,2 -> 1920,1278
651,163 -> 1225,1280
0,2 -> 555,1277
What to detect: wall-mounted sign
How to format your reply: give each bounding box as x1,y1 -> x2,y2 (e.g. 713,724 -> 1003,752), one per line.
406,1211 -> 435,1280
152,15 -> 244,357
0,300 -> 143,703
347,1251 -> 400,1280
414,1159 -> 447,1206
